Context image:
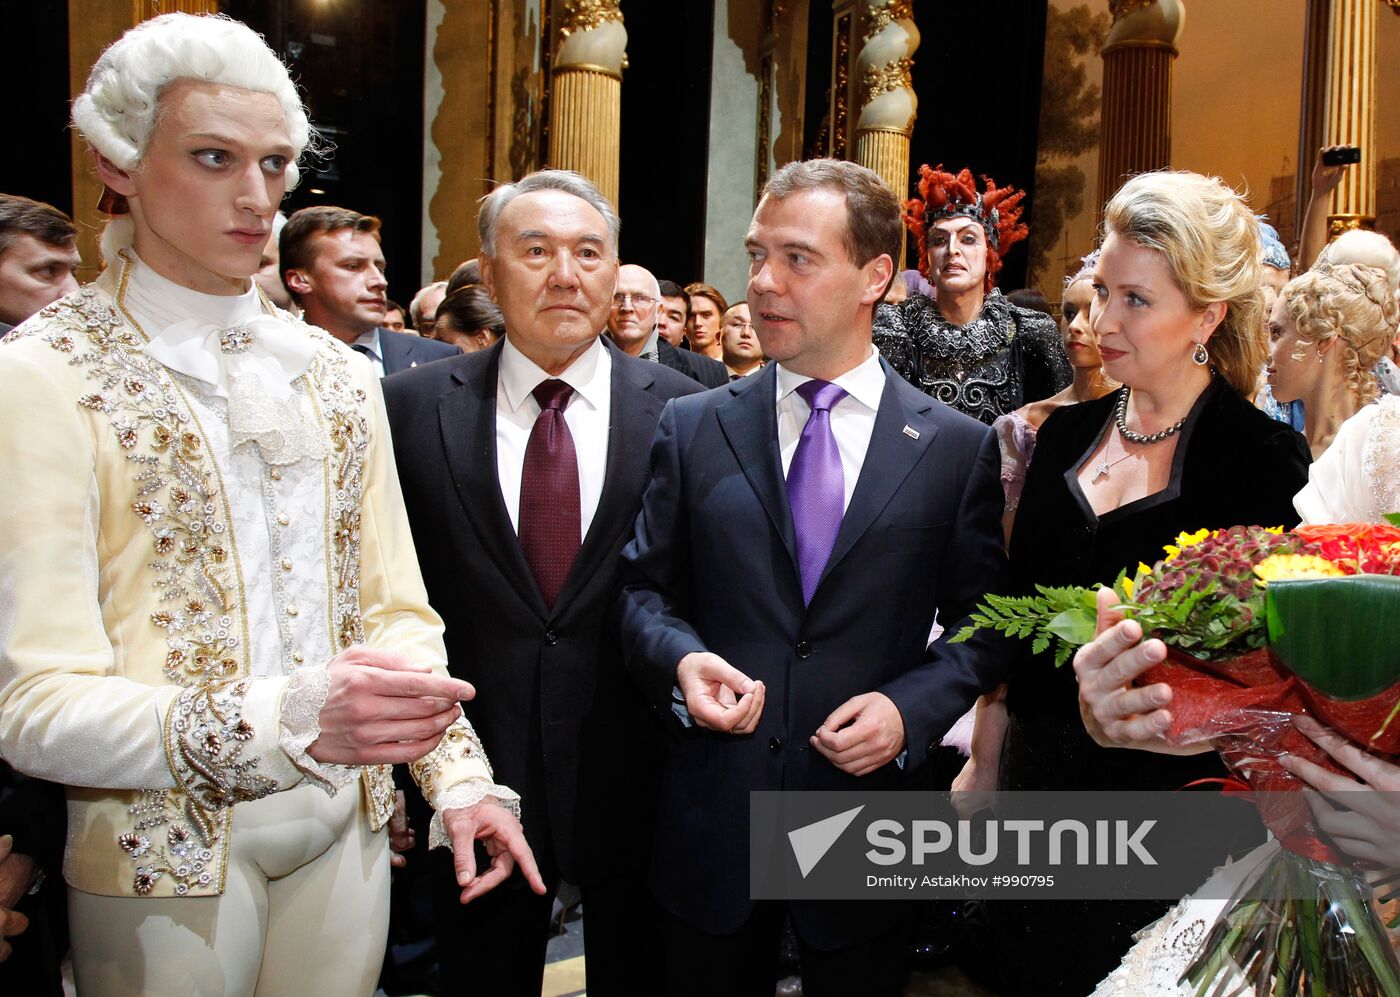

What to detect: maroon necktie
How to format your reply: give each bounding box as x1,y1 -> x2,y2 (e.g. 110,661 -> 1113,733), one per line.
518,379 -> 581,609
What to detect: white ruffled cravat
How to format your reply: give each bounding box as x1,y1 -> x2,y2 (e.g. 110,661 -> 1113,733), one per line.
142,314 -> 328,466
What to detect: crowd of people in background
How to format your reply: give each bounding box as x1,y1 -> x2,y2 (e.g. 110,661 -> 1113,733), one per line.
4,11 -> 1400,997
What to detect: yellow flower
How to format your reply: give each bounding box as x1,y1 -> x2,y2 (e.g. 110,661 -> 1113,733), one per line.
1264,525 -> 1284,535
1252,554 -> 1347,585
1137,561 -> 1154,577
1163,529 -> 1211,561
1122,575 -> 1135,599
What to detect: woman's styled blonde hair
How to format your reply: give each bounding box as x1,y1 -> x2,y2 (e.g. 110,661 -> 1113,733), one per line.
71,13 -> 315,263
1101,171 -> 1265,396
1283,263 -> 1399,407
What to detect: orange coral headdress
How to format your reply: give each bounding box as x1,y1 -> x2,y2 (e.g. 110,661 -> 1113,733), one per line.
904,165 -> 1030,291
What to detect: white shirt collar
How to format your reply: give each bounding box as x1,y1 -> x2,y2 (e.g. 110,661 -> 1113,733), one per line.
774,345 -> 885,412
122,250 -> 263,333
352,327 -> 383,358
498,335 -> 609,413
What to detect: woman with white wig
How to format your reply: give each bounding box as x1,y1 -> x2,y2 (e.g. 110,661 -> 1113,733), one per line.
0,13 -> 540,995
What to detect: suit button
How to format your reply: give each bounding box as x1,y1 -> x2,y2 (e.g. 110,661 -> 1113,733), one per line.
795,641 -> 812,659
769,737 -> 783,752
544,630 -> 559,646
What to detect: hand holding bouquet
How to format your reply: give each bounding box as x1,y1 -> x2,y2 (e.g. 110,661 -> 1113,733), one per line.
954,522 -> 1400,994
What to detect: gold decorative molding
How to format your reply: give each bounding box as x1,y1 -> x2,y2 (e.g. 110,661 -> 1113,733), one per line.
1110,0 -> 1154,21
833,12 -> 852,160
1386,0 -> 1400,15
863,0 -> 913,40
559,0 -> 623,38
1328,214 -> 1376,237
764,0 -> 789,35
756,53 -> 774,200
863,57 -> 913,101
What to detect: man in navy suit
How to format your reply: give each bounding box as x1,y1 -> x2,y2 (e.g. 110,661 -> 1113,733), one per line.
383,170 -> 702,995
617,159 -> 1012,996
281,205 -> 459,375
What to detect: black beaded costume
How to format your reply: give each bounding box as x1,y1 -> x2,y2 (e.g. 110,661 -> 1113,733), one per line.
873,288 -> 1072,424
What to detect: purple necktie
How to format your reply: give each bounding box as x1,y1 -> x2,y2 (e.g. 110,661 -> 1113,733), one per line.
788,379 -> 848,604
518,379 -> 580,609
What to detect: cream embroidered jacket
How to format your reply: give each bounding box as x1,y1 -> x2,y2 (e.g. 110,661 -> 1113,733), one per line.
0,263 -> 509,899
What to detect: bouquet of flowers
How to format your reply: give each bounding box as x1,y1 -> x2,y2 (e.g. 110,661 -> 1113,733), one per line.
952,522 -> 1400,995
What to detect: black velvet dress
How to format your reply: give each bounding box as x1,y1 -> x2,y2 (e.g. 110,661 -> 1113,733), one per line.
872,288 -> 1072,425
992,377 -> 1311,996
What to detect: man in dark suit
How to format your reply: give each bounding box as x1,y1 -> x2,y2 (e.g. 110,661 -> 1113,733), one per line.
617,159 -> 1012,996
382,170 -> 702,996
281,205 -> 459,375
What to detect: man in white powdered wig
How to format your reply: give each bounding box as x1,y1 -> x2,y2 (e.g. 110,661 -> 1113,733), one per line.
0,13 -> 542,994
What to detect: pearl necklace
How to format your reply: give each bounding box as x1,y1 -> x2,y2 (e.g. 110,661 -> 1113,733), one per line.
1115,387 -> 1188,446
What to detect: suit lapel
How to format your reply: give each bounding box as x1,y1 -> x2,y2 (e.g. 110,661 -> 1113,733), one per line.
716,364 -> 798,572
552,346 -> 665,612
817,363 -> 939,589
437,341 -> 550,619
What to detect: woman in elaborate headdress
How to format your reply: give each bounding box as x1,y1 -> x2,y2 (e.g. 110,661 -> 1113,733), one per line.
873,165 -> 1072,423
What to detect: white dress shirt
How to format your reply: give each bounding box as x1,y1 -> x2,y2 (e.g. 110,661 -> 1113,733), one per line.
775,346 -> 886,512
352,327 -> 386,378
496,336 -> 612,537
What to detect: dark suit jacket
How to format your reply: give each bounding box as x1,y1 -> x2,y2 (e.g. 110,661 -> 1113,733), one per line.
617,359 -> 1012,947
382,338 -> 702,884
657,338 -> 729,389
378,327 -> 460,374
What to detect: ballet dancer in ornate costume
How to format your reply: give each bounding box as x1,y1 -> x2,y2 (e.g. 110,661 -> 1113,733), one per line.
0,14 -> 540,995
873,165 -> 1071,424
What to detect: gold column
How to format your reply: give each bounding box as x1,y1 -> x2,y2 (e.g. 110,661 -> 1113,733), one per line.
1322,0 -> 1378,236
548,0 -> 627,206
1095,0 -> 1185,210
67,0 -> 220,280
853,0 -> 919,205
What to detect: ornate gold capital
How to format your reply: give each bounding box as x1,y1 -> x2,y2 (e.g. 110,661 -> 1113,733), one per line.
1110,0 -> 1154,22
864,0 -> 914,41
863,57 -> 913,101
1328,214 -> 1376,238
1386,0 -> 1400,15
559,0 -> 623,38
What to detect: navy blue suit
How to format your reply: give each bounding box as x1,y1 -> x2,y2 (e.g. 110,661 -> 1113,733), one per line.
617,359 -> 1012,957
378,327 -> 459,373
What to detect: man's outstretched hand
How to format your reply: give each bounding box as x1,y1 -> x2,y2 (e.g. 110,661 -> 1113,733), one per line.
442,801 -> 546,904
309,647 -> 475,766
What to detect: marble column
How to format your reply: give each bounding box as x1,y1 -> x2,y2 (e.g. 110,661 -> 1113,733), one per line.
853,0 -> 919,210
549,0 -> 627,206
1095,0 -> 1185,210
1321,0 -> 1378,236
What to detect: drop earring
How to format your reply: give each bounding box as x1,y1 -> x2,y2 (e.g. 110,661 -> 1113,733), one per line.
1191,342 -> 1209,366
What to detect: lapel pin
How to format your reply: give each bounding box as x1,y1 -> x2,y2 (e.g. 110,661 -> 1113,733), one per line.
902,425 -> 920,440
410,361 -> 419,367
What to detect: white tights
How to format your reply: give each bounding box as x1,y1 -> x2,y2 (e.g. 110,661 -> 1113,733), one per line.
69,782 -> 389,996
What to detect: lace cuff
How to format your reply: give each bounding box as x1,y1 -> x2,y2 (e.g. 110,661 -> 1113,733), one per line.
277,661 -> 359,794
427,781 -> 523,851
164,678 -> 288,810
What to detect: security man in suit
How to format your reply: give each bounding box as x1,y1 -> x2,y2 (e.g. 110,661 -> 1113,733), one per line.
281,205 -> 460,375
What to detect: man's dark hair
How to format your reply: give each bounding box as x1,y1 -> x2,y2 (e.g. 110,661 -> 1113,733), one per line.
280,205 -> 381,302
760,159 -> 901,269
657,280 -> 689,309
384,298 -> 406,317
445,259 -> 482,297
0,194 -> 77,258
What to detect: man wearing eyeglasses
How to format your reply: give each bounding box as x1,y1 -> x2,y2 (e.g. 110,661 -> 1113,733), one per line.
607,264 -> 729,388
